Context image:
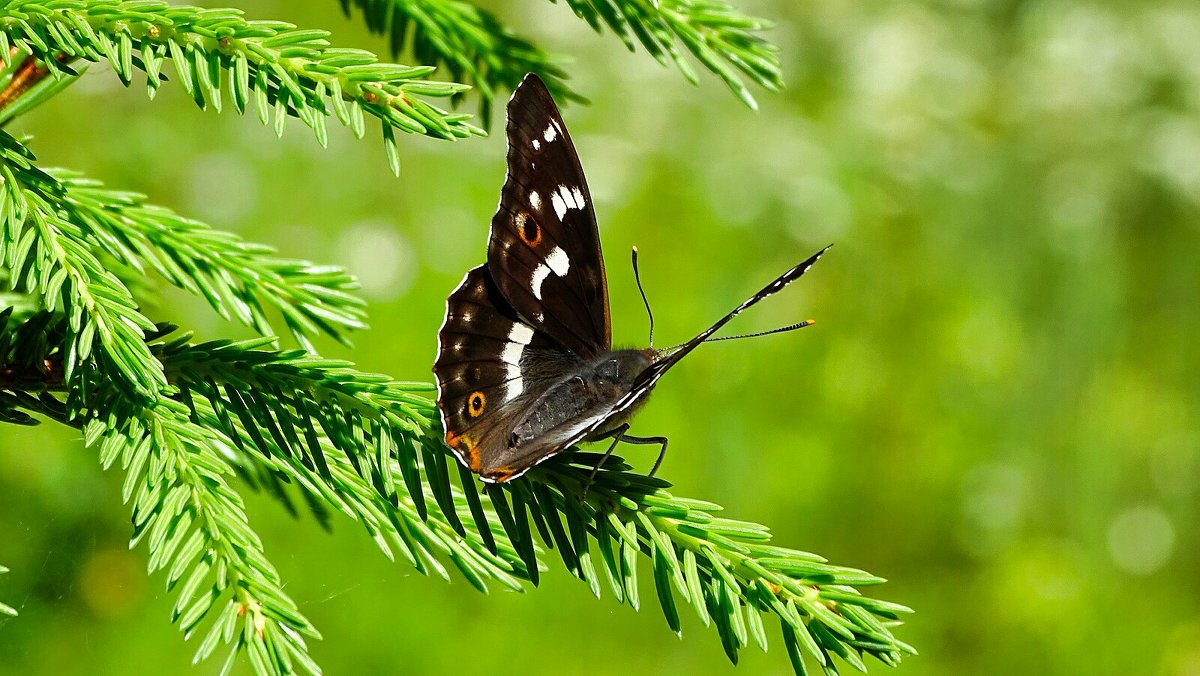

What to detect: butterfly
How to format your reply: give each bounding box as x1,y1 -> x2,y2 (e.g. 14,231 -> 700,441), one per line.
434,73 -> 830,483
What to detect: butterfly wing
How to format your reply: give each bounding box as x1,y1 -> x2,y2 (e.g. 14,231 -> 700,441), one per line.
434,265 -> 577,474
486,73 -> 611,359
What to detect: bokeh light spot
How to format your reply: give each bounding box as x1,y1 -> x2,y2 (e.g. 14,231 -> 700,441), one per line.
958,462 -> 1029,557
337,222 -> 416,301
1108,505 -> 1175,575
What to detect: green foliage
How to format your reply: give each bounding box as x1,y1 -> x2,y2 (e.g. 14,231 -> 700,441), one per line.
0,131 -> 365,396
340,0 -> 574,126
0,0 -> 483,174
0,1 -> 907,675
51,168 -> 367,352
338,0 -> 781,116
93,401 -> 322,674
0,132 -> 165,400
556,0 -> 781,108
494,461 -> 914,669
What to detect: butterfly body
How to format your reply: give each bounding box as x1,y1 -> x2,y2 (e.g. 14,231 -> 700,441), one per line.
510,347 -> 658,446
435,73 -> 829,483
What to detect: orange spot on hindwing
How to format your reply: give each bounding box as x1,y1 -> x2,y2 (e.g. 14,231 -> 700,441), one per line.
443,430 -> 480,471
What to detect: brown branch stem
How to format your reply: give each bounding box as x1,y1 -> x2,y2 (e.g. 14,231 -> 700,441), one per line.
0,53 -> 49,113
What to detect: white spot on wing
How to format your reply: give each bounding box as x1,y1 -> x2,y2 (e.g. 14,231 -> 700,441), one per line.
545,246 -> 570,276
530,191 -> 541,211
501,342 -> 523,365
531,264 -> 552,300
552,185 -> 585,218
508,324 -> 534,344
544,124 -> 558,142
502,325 -> 531,402
532,139 -> 541,151
551,191 -> 567,219
505,370 -> 523,401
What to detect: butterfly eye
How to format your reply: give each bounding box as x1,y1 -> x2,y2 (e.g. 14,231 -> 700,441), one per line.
467,391 -> 487,417
596,359 -> 620,382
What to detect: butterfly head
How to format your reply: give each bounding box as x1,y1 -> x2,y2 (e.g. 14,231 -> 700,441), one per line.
593,348 -> 657,389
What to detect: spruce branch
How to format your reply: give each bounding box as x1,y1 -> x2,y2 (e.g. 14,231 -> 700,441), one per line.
1,132 -> 368,398
512,460 -> 916,671
339,0 -> 574,126
155,331 -> 532,590
168,330 -> 917,674
0,313 -> 321,672
1,302 -> 911,674
0,0 -> 485,173
338,0 -> 782,111
49,168 -> 367,351
555,0 -> 782,108
88,402 -> 322,674
0,132 -> 165,400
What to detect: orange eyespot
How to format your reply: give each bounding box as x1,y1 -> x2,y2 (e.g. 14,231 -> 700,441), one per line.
467,391 -> 486,417
516,213 -> 541,246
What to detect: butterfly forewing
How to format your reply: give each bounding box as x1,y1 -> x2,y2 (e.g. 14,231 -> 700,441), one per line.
487,73 -> 611,359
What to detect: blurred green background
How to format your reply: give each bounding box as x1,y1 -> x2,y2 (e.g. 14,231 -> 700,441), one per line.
2,0 -> 1199,673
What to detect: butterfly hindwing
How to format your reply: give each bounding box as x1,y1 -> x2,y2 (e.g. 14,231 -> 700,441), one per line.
487,73 -> 611,359
434,265 -> 563,472
469,353 -> 601,481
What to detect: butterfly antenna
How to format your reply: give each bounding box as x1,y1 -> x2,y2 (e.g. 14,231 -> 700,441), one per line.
632,246 -> 655,348
702,320 -> 816,342
652,244 -> 832,362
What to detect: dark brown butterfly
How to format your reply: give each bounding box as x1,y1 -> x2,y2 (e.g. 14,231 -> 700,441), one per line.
434,73 -> 829,483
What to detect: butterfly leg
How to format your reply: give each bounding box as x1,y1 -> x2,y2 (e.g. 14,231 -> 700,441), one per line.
586,423 -> 630,488
584,428 -> 670,499
617,433 -> 669,476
